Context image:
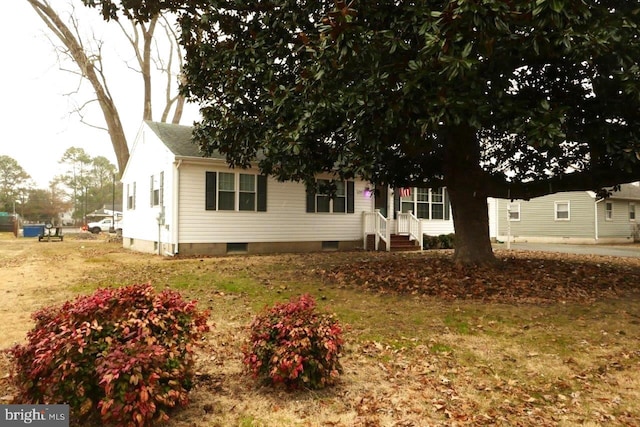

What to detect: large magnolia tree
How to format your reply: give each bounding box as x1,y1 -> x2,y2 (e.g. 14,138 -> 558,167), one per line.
86,0 -> 640,265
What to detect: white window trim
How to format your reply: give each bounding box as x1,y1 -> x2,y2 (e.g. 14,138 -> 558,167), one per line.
401,188 -> 449,220
507,202 -> 521,222
218,172 -> 259,212
554,200 -> 570,221
316,179 -> 347,214
605,202 -> 613,221
629,202 -> 636,221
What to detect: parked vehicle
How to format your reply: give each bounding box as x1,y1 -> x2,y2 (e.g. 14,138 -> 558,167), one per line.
86,217 -> 123,234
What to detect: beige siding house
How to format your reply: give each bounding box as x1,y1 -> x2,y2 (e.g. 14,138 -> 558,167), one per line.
496,184 -> 640,244
121,121 -> 463,256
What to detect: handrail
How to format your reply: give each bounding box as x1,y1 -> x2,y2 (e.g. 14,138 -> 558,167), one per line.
397,210 -> 423,250
378,210 -> 391,251
407,211 -> 423,250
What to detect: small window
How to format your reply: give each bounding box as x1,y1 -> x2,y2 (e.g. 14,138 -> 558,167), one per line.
322,241 -> 339,251
127,182 -> 136,210
150,174 -> 161,207
605,202 -> 613,221
555,201 -> 570,221
227,242 -> 248,253
508,202 -> 521,221
630,202 -> 636,221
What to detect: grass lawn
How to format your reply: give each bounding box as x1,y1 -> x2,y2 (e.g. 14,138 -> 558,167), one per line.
1,234 -> 639,426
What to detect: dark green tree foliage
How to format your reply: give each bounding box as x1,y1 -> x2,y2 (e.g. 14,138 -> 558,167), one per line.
0,155 -> 31,213
84,0 -> 640,265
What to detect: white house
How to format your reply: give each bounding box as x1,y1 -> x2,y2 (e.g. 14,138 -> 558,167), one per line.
120,121 -> 464,256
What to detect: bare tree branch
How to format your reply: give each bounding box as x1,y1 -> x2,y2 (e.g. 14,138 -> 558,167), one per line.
27,0 -> 129,175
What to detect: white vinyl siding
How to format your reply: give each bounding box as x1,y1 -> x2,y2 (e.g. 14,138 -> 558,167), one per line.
179,166 -> 369,243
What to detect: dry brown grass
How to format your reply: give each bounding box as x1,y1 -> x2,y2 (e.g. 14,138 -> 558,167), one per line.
0,234 -> 639,426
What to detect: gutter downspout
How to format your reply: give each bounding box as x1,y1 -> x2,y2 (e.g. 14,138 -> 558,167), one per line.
170,159 -> 182,256
594,198 -> 604,241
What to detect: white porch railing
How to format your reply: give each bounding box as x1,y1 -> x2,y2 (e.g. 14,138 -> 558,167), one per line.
397,210 -> 423,250
362,210 -> 391,251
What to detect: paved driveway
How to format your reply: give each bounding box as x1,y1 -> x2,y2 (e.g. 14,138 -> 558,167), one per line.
493,242 -> 640,258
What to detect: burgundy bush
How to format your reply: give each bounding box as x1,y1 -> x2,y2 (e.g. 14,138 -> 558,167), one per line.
243,294 -> 344,390
7,283 -> 209,426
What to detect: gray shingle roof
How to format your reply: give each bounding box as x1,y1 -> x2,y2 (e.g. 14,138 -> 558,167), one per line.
144,120 -> 225,160
611,182 -> 640,200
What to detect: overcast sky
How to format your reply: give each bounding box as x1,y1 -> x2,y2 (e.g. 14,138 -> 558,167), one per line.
0,1 -> 199,188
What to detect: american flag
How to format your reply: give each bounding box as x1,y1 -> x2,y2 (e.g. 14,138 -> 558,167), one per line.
398,187 -> 412,197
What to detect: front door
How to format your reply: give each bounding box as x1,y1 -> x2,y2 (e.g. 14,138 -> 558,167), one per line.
374,185 -> 388,218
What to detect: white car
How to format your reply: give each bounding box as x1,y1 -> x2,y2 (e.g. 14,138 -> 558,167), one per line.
86,217 -> 123,234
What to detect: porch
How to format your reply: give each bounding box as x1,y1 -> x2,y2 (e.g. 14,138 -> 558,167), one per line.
363,210 -> 454,251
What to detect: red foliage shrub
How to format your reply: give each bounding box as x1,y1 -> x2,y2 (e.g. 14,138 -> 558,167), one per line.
7,283 -> 209,426
243,294 -> 344,390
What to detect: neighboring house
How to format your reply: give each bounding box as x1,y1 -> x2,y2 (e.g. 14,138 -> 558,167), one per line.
87,206 -> 123,222
121,121 -> 461,256
495,183 -> 640,244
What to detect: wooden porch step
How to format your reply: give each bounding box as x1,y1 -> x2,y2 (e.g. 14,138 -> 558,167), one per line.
366,234 -> 421,252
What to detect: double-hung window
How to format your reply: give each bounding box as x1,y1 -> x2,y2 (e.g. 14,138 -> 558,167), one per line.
205,172 -> 267,212
150,172 -> 163,207
307,179 -> 354,214
554,201 -> 570,220
127,182 -> 136,210
218,172 -> 235,210
605,202 -> 613,221
630,202 -> 636,221
399,187 -> 450,220
508,202 -> 521,221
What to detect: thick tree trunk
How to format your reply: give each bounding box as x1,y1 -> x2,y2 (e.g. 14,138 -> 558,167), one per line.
442,125 -> 496,266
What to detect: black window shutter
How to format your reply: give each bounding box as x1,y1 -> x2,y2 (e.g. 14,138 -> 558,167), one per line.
347,181 -> 355,213
306,186 -> 316,213
205,172 -> 217,210
393,190 -> 400,219
444,188 -> 450,220
257,175 -> 267,212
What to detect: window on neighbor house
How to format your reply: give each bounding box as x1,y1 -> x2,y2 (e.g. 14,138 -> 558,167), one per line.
306,179 -> 355,214
127,182 -> 136,210
555,201 -> 570,220
205,172 -> 267,212
150,172 -> 163,207
399,187 -> 450,220
605,202 -> 613,221
630,203 -> 636,221
508,202 -> 521,221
